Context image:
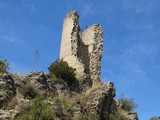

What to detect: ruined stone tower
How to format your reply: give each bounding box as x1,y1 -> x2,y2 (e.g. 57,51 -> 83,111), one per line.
60,10 -> 103,82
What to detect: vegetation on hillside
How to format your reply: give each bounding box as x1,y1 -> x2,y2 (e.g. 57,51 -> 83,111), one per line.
118,94 -> 137,111
14,97 -> 55,120
48,59 -> 76,85
19,83 -> 40,99
109,94 -> 137,120
0,59 -> 9,73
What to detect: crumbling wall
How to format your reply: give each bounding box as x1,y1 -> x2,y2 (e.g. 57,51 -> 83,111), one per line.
60,10 -> 103,82
60,11 -> 85,80
81,24 -> 103,81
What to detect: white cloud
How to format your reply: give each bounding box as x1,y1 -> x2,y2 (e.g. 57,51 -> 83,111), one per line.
121,43 -> 158,60
126,22 -> 155,30
2,36 -> 16,43
114,42 -> 158,78
102,42 -> 158,80
20,0 -> 36,14
29,4 -> 36,14
81,3 -> 94,17
123,61 -> 144,75
0,35 -> 16,43
121,0 -> 160,14
0,28 -> 25,45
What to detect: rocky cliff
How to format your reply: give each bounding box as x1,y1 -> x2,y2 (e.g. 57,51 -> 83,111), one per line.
0,72 -> 138,120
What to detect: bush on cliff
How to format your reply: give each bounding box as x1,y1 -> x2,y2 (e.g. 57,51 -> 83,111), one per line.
0,59 -> 9,73
109,95 -> 137,120
118,94 -> 137,111
14,97 -> 55,120
150,117 -> 160,120
19,83 -> 40,99
48,59 -> 76,85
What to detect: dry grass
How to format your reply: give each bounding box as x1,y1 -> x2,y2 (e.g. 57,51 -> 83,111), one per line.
85,81 -> 102,96
2,90 -> 21,110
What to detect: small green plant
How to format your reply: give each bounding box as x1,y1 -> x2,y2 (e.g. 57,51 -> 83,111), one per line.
55,96 -> 75,118
48,59 -> 76,85
50,74 -> 67,85
118,94 -> 137,111
0,59 -> 9,73
109,110 -> 124,120
19,83 -> 40,99
14,97 -> 55,120
75,113 -> 98,120
75,115 -> 91,120
55,97 -> 69,109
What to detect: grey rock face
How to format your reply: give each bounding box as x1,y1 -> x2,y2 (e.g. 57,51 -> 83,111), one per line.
21,72 -> 71,97
86,82 -> 115,120
0,73 -> 16,108
0,72 -> 138,120
0,109 -> 18,120
21,72 -> 49,96
126,112 -> 138,120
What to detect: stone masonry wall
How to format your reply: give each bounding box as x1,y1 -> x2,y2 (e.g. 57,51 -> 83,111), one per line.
60,10 -> 103,82
81,24 -> 103,81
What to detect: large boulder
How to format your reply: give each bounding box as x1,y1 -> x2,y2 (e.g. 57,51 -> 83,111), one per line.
0,73 -> 16,108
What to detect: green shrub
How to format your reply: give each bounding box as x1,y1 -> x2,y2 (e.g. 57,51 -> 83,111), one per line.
118,94 -> 137,111
14,97 -> 55,120
19,83 -> 40,99
53,96 -> 76,119
55,97 -> 75,116
50,74 -> 67,85
75,114 -> 98,120
48,59 -> 76,85
109,95 -> 138,120
55,97 -> 69,109
150,117 -> 160,120
0,59 -> 9,73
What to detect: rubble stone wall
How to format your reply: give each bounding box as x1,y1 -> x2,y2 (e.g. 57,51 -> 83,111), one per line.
81,24 -> 103,81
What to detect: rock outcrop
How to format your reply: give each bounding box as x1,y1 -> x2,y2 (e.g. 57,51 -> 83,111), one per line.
60,10 -> 103,83
0,72 -> 115,120
0,72 -> 138,120
21,72 -> 72,97
86,82 -> 115,120
0,73 -> 16,108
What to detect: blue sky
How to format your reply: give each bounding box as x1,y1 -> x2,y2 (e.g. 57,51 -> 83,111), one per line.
0,0 -> 160,119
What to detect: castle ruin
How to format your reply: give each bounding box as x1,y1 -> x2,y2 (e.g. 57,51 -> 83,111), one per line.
60,10 -> 103,82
